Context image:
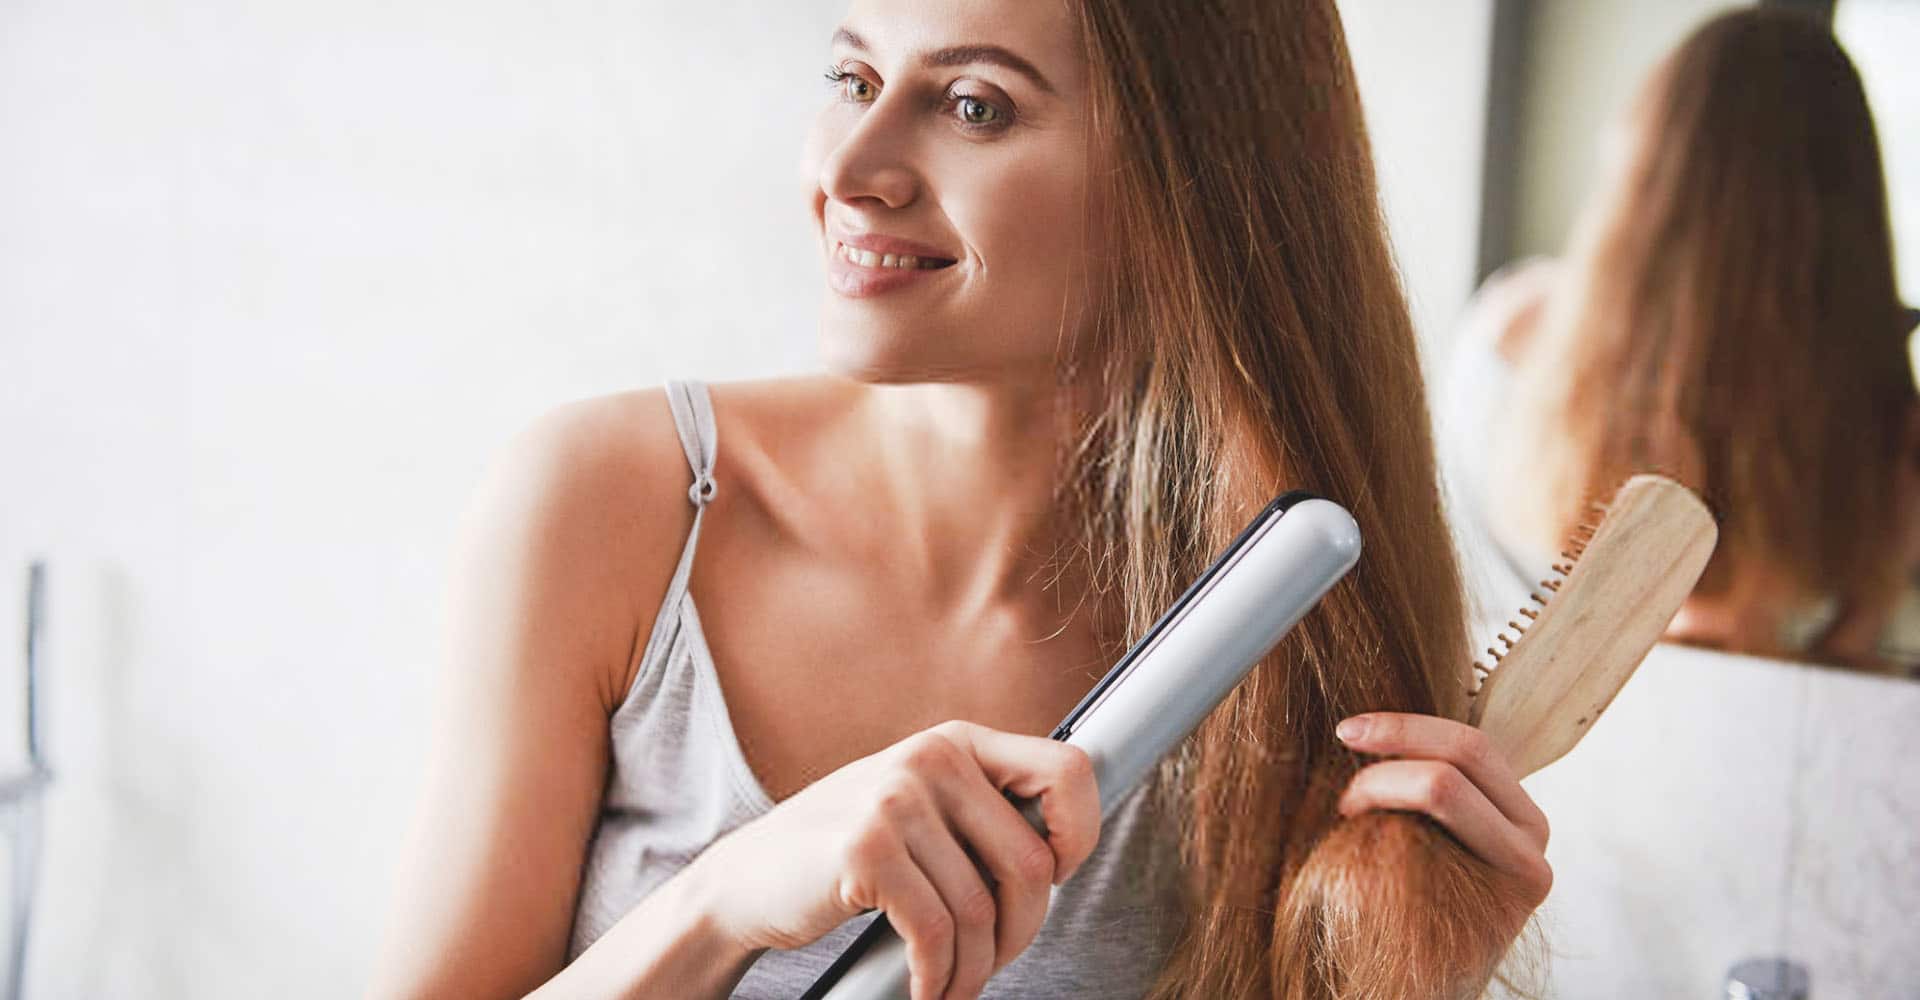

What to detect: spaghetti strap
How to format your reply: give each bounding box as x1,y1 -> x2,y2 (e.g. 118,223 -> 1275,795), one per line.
661,379 -> 717,606
571,376 -> 1189,986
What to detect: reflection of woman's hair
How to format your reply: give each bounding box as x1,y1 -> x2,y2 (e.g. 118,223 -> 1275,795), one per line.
1510,8 -> 1915,621
1063,1 -> 1531,996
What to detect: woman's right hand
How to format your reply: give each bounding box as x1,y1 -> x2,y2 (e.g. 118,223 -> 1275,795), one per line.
682,719 -> 1102,1000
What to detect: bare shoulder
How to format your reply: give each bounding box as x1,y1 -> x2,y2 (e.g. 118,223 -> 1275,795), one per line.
370,386 -> 716,997
464,376 -> 860,701
491,376 -> 853,570
458,387 -> 705,710
1457,256 -> 1561,364
505,386 -> 697,500
485,385 -> 697,570
490,374 -> 860,530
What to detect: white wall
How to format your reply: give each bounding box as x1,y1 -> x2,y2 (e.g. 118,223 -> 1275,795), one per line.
1838,0 -> 1920,311
1340,0 -> 1493,352
0,3 -> 1489,997
0,2 -> 841,996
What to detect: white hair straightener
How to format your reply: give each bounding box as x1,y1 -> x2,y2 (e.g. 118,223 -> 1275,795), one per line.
797,492 -> 1364,1000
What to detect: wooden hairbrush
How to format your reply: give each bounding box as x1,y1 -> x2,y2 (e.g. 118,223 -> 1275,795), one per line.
1466,474 -> 1718,776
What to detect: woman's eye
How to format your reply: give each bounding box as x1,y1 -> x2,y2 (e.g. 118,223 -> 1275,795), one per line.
955,96 -> 1001,127
823,67 -> 1008,130
824,66 -> 877,104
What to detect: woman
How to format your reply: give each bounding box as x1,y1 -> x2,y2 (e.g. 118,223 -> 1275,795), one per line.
371,2 -> 1551,998
1445,7 -> 1920,676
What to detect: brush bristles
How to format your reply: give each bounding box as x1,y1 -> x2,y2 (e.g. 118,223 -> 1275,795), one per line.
1471,509 -> 1604,712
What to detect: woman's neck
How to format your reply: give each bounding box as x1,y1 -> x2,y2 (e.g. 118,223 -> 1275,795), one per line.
852,377 -> 1092,618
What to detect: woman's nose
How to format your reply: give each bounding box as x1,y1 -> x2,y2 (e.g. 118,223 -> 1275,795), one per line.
817,103 -> 920,210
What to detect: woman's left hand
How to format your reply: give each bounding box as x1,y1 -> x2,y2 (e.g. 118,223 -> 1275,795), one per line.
1334,712 -> 1554,911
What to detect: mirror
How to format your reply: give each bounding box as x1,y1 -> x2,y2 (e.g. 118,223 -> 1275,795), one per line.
1443,0 -> 1920,682
1442,2 -> 1920,996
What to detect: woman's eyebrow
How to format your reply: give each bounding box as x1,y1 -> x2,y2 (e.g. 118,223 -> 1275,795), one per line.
831,27 -> 1057,96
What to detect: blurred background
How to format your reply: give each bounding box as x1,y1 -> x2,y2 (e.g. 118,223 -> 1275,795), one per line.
0,1 -> 1913,997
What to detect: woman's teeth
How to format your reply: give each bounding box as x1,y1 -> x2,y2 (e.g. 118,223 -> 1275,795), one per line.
836,242 -> 948,270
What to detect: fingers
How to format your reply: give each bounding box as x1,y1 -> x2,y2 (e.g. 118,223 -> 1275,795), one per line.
863,721 -> 1102,996
900,821 -> 998,999
858,834 -> 956,1000
926,765 -> 1058,970
1337,758 -> 1554,905
1337,712 -> 1550,849
934,721 -> 1102,881
919,721 -> 1101,971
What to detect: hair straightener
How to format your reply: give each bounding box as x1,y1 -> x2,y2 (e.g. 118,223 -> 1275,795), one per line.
797,492 -> 1363,1000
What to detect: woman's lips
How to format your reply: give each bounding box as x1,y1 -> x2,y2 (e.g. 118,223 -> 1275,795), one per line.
826,238 -> 959,298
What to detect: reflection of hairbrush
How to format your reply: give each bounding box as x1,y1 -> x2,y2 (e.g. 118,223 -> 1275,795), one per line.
1467,474 -> 1719,775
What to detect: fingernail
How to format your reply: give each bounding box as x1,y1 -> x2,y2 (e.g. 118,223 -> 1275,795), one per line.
1336,716 -> 1369,742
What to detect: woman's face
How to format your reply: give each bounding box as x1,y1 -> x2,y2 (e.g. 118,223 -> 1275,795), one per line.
802,0 -> 1099,385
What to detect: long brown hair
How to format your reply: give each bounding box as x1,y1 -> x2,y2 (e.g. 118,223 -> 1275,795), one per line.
1508,9 -> 1914,638
1060,1 -> 1534,996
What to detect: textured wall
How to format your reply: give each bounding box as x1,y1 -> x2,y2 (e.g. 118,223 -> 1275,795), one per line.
1524,643 -> 1920,998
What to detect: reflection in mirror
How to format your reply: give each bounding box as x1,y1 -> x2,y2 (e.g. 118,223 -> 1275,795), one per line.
1441,4 -> 1920,996
1444,3 -> 1920,681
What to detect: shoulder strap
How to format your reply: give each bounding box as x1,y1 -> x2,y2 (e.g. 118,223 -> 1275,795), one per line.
662,379 -> 718,603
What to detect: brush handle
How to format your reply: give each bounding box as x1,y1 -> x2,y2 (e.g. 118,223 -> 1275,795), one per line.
1470,474 -> 1717,777
800,496 -> 1363,1000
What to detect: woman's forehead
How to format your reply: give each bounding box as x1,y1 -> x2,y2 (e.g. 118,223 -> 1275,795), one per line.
837,0 -> 1085,90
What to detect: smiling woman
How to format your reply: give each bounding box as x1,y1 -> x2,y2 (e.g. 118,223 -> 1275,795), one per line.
803,9 -> 1102,385
366,2 -> 1546,1000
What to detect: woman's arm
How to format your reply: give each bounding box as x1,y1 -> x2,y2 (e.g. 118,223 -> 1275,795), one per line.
524,862 -> 762,999
1809,401 -> 1920,673
367,390 -> 1106,1000
366,390 -> 720,999
1452,257 -> 1558,365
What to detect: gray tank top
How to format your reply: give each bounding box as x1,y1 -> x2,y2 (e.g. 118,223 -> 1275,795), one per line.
565,380 -> 1190,998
